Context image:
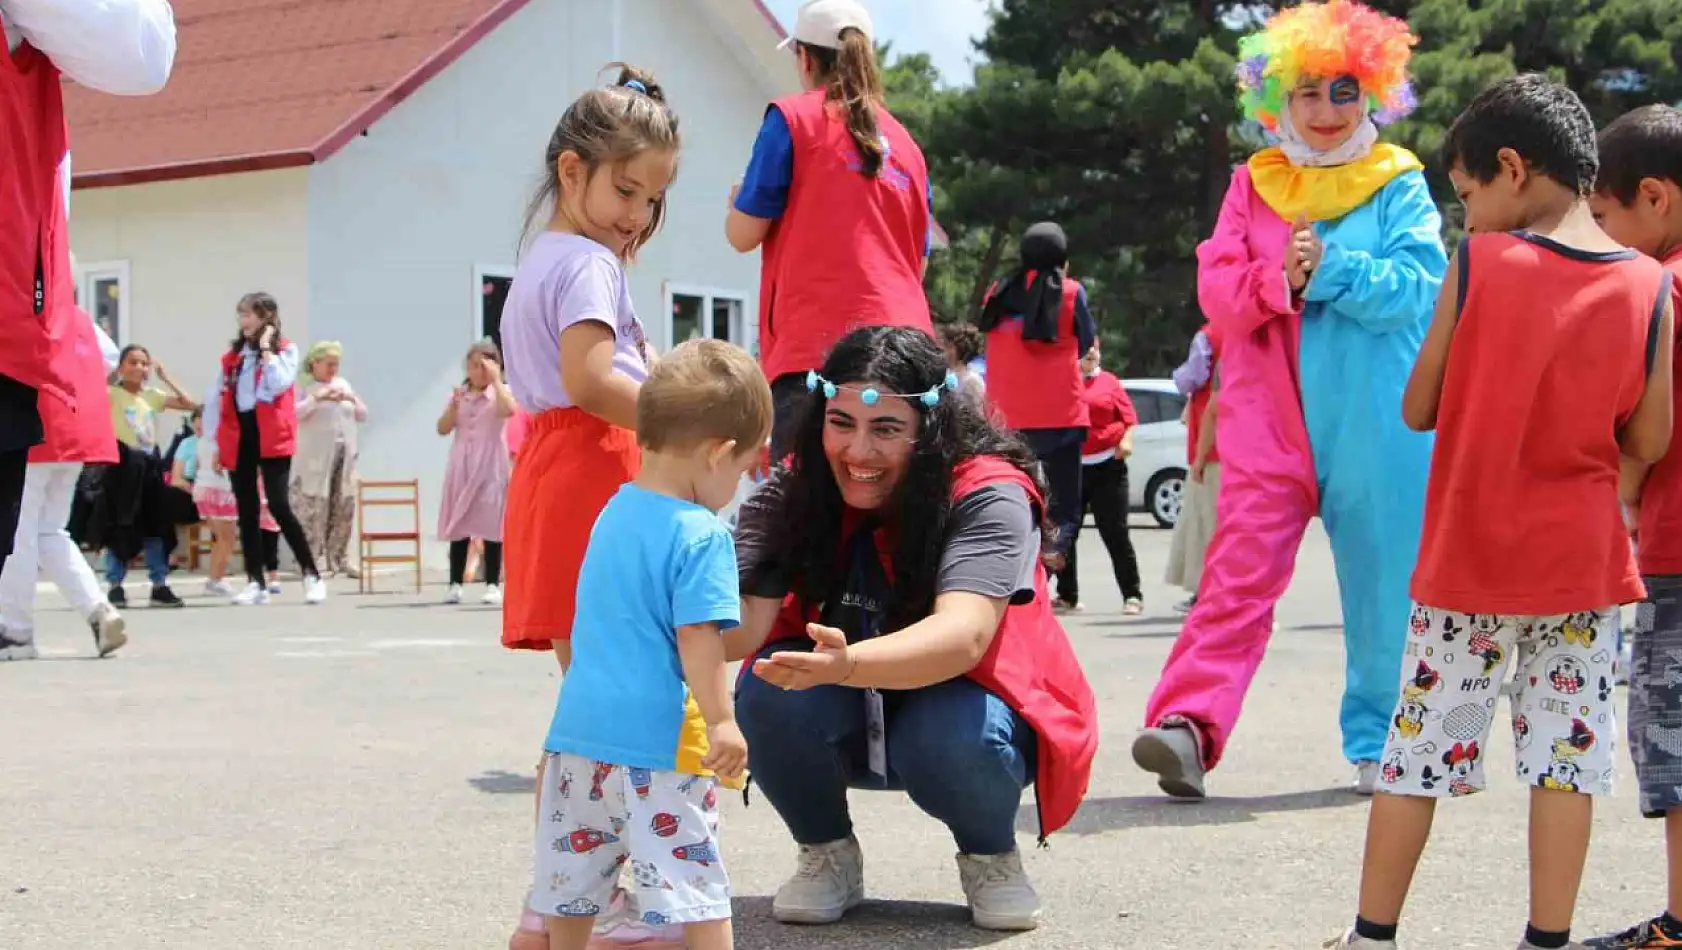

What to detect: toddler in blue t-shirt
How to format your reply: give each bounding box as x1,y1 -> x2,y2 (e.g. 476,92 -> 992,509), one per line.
531,338 -> 773,950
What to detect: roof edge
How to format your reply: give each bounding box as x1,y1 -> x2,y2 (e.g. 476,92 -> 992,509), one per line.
73,150 -> 316,189
310,0 -> 539,163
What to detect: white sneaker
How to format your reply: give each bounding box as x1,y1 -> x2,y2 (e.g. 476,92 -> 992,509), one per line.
304,575 -> 328,605
772,836 -> 864,924
0,638 -> 38,661
89,604 -> 127,657
233,582 -> 269,606
444,584 -> 463,605
1324,929 -> 1397,949
1354,760 -> 1379,796
956,851 -> 1040,931
204,578 -> 234,597
482,584 -> 503,606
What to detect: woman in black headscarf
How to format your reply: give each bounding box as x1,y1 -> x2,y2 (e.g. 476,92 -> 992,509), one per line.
978,223 -> 1097,570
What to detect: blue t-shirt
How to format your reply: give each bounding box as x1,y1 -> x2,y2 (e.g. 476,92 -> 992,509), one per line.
734,108 -> 937,257
545,484 -> 742,773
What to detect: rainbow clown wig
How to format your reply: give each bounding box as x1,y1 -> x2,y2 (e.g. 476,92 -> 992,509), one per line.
1236,0 -> 1418,133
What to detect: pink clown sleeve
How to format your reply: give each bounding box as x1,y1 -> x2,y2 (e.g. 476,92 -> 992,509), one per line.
1196,167 -> 1298,340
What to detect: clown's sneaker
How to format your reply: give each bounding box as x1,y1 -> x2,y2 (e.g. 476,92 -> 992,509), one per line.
1131,720 -> 1206,799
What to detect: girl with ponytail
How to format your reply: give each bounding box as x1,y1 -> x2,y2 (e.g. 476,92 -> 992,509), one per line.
725,0 -> 936,459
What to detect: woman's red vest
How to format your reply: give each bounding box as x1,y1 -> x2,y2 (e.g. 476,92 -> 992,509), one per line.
0,24 -> 76,411
754,455 -> 1098,840
216,342 -> 298,463
983,278 -> 1089,432
30,307 -> 116,465
756,89 -> 933,382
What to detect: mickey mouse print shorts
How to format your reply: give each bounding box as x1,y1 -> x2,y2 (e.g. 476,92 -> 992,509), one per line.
529,752 -> 730,925
1377,604 -> 1619,798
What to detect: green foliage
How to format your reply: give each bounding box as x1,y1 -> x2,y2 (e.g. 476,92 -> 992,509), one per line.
881,0 -> 1682,376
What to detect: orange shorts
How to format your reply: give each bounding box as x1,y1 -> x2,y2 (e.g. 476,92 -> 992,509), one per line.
501,408 -> 639,651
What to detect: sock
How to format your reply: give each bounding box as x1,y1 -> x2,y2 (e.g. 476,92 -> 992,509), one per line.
1523,924 -> 1569,949
1354,917 -> 1398,942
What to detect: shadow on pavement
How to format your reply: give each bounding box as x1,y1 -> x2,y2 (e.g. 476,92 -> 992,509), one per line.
1017,786 -> 1362,834
468,769 -> 537,794
733,897 -> 1017,949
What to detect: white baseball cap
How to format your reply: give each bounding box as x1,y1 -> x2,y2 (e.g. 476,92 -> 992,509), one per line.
778,0 -> 874,51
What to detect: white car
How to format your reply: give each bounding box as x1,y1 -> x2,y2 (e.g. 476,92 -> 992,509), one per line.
1122,378 -> 1190,528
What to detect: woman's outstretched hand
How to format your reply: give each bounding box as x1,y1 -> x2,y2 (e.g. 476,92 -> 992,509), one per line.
752,623 -> 854,691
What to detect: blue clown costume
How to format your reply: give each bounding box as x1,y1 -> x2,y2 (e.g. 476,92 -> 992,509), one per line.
1134,0 -> 1448,797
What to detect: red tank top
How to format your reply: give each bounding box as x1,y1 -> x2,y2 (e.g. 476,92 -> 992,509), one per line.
0,24 -> 75,409
983,278 -> 1088,431
757,90 -> 933,382
1639,248 -> 1682,575
1412,232 -> 1667,614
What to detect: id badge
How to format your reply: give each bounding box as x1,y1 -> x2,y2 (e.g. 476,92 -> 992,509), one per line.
865,688 -> 888,780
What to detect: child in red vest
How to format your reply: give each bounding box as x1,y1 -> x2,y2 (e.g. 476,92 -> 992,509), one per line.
1582,103 -> 1682,950
1054,340 -> 1141,613
1332,74 -> 1675,950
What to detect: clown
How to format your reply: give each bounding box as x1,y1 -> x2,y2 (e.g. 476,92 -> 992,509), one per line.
1131,0 -> 1447,799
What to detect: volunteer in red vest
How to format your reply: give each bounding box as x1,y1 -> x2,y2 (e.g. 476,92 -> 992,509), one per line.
729,326 -> 1097,933
1053,339 -> 1143,614
0,0 -> 175,578
202,292 -> 327,607
978,222 -> 1097,571
725,0 -> 935,459
0,263 -> 126,662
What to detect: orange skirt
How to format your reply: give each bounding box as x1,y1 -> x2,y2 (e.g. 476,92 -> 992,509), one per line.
501,408 -> 639,651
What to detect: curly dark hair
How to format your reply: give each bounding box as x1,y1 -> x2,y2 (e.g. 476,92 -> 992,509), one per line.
772,326 -> 1044,632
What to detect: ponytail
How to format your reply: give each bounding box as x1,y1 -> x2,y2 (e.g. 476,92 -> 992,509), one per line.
801,29 -> 885,177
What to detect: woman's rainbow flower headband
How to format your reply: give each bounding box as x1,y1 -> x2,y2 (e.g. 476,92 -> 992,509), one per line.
1235,0 -> 1418,132
807,369 -> 960,408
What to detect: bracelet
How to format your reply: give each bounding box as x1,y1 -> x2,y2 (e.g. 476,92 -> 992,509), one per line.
839,653 -> 859,686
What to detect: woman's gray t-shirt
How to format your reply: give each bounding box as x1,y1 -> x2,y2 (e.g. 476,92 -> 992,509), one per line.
734,469 -> 1040,607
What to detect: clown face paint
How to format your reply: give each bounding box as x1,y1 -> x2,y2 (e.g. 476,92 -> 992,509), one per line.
1289,75 -> 1368,152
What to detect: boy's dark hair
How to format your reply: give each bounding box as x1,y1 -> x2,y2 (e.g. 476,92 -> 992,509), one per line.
637,339 -> 773,454
1441,73 -> 1599,196
520,64 -> 679,260
1597,104 -> 1682,205
937,322 -> 985,364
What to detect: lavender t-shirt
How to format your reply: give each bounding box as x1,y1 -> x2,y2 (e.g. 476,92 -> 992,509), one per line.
504,232 -> 650,412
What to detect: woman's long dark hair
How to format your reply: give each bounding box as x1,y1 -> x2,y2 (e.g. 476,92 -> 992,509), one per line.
774,326 -> 1045,632
231,292 -> 281,354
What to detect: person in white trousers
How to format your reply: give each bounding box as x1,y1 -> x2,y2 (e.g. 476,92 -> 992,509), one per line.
0,258 -> 128,661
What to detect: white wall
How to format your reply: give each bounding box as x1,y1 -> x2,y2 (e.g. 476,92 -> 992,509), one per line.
69,169 -> 311,406
306,0 -> 777,563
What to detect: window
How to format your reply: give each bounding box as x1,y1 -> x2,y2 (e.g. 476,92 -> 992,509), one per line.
663,283 -> 750,353
77,260 -> 129,346
473,265 -> 514,350
1128,389 -> 1187,426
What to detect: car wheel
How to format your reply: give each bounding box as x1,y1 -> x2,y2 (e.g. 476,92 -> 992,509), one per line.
1146,469 -> 1186,528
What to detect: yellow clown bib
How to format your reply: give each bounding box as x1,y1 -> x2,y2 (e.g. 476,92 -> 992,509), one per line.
1247,143 -> 1424,223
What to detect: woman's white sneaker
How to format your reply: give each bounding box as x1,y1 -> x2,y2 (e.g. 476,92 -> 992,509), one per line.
89,603 -> 127,657
304,575 -> 328,605
482,584 -> 503,606
204,578 -> 234,597
233,582 -> 269,606
772,836 -> 864,924
444,584 -> 464,605
957,851 -> 1040,931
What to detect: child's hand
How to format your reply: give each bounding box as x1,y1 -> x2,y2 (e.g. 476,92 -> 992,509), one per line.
703,720 -> 748,781
1293,216 -> 1323,276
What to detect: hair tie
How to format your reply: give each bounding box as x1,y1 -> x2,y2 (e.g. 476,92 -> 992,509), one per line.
807,369 -> 958,409
623,79 -> 648,95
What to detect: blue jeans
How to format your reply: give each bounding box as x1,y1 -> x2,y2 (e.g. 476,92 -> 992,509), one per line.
105,536 -> 168,587
737,643 -> 1037,855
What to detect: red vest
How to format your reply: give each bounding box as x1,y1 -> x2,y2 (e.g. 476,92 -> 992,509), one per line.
753,456 -> 1098,840
1186,323 -> 1221,466
30,306 -> 116,465
984,278 -> 1089,432
0,24 -> 75,410
757,90 -> 933,381
216,342 -> 298,462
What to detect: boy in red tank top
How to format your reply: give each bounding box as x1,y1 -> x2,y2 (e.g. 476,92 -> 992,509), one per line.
1332,75 -> 1677,950
1583,104 -> 1682,950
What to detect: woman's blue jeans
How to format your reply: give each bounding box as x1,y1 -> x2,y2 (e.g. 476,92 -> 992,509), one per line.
737,642 -> 1037,856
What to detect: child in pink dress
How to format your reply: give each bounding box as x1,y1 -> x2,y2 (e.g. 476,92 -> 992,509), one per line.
436,341 -> 515,605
